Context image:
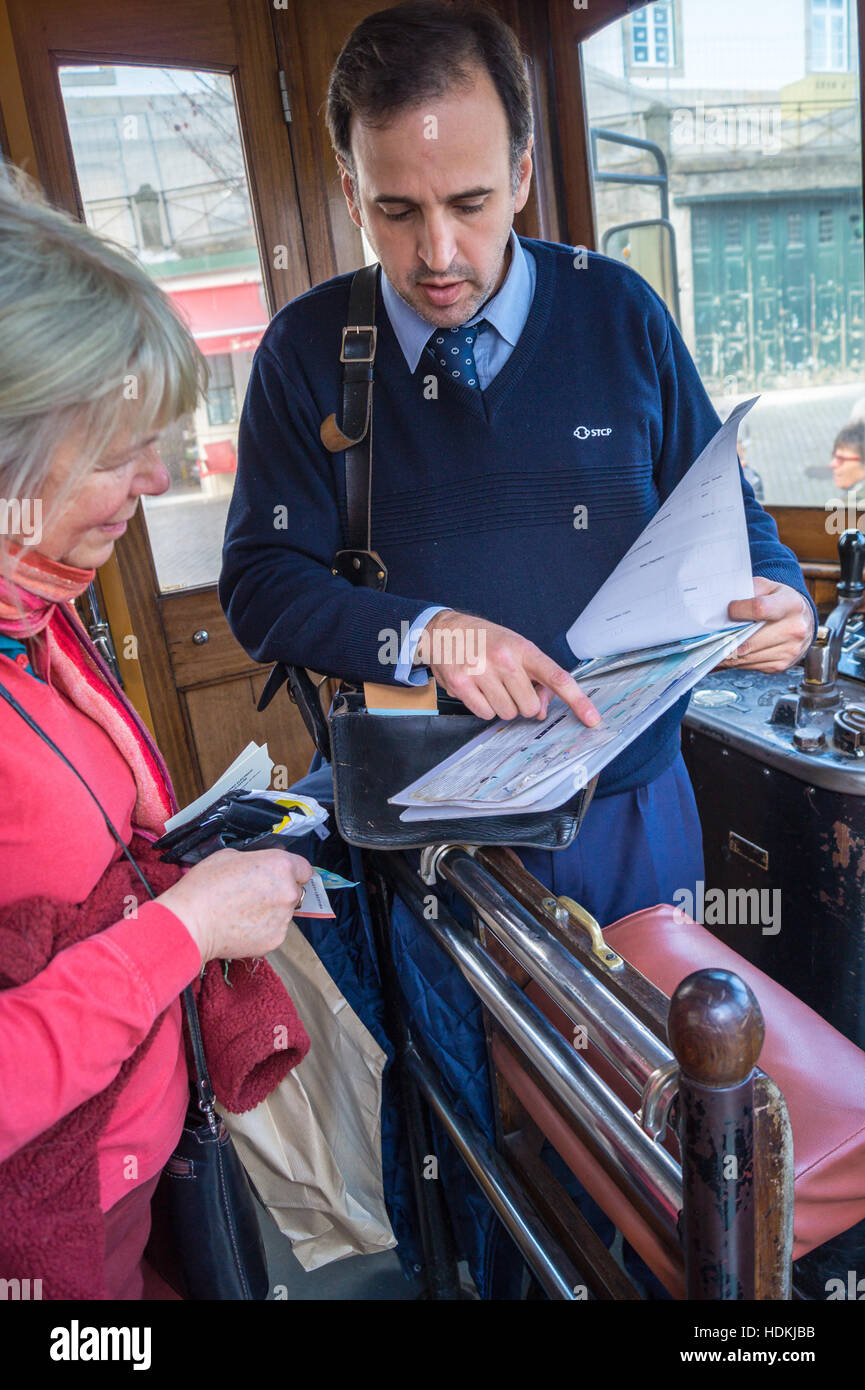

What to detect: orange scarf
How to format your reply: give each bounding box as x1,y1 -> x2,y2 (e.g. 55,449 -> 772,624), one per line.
0,543 -> 174,833
0,543 -> 94,636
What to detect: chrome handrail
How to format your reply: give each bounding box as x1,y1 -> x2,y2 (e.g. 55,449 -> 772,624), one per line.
379,854 -> 682,1236
405,1045 -> 588,1301
435,849 -> 674,1097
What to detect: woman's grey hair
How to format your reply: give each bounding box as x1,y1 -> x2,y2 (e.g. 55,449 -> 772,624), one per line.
0,164 -> 206,565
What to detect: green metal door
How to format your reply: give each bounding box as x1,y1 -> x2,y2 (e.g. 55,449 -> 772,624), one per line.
691,195 -> 864,388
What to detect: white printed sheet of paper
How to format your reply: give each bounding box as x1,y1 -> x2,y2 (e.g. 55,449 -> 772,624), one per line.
391,399 -> 765,820
392,622 -> 758,820
565,397 -> 758,660
163,741 -> 275,833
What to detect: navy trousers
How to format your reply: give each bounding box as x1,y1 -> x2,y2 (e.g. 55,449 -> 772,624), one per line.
515,750 -> 705,926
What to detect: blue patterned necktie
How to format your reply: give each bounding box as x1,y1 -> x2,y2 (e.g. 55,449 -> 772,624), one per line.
425,321 -> 483,389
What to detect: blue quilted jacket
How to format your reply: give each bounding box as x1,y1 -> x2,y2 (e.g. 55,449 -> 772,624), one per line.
286,762 -> 523,1298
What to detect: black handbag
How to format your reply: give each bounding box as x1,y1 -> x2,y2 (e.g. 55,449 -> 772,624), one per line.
0,678 -> 269,1301
258,263 -> 595,850
145,996 -> 270,1301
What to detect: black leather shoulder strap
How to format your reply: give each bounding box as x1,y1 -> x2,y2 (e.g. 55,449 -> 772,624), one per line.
258,661 -> 331,762
342,263 -> 379,553
320,263 -> 387,590
258,264 -> 386,736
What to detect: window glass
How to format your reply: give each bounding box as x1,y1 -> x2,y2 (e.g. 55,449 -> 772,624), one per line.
58,65 -> 269,590
583,0 -> 864,508
812,0 -> 849,73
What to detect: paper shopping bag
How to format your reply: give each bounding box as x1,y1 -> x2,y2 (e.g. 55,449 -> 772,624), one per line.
222,923 -> 396,1271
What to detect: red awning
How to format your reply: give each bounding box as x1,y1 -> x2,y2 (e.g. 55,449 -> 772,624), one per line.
167,280 -> 269,356
201,440 -> 237,476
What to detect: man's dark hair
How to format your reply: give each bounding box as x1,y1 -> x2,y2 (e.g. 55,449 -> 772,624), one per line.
326,1 -> 533,195
833,423 -> 865,458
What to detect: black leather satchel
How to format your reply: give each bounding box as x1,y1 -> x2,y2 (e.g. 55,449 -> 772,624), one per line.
328,685 -> 592,850
258,263 -> 595,850
0,678 -> 269,1301
146,989 -> 269,1301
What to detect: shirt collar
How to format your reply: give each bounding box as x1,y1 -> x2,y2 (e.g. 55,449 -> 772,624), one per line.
380,228 -> 531,375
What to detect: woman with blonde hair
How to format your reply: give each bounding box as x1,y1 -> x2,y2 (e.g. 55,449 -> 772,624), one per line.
0,167 -> 312,1300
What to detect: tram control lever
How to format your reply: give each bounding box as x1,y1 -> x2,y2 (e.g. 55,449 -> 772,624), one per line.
770,529 -> 865,754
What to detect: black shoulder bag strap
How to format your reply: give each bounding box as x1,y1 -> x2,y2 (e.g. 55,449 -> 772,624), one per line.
257,262 -> 386,759
325,261 -> 387,587
0,677 -> 218,1130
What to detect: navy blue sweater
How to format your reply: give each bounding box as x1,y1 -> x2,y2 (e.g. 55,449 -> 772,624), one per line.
220,237 -> 815,796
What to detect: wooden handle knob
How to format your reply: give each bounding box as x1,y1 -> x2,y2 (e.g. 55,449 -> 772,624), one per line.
668,968 -> 764,1087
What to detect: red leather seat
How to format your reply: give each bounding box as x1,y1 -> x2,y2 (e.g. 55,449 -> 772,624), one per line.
494,904 -> 865,1295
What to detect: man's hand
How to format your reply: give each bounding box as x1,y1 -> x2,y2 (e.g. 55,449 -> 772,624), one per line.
415,609 -> 601,725
716,577 -> 815,673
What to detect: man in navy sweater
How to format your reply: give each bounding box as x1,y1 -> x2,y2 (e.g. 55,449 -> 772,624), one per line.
219,1 -> 816,1293
220,0 -> 813,899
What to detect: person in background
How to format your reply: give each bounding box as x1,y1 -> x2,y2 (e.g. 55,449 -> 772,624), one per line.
0,168 -> 313,1300
829,422 -> 865,497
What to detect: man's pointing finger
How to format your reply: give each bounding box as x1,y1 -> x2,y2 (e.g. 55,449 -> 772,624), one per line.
529,656 -> 602,727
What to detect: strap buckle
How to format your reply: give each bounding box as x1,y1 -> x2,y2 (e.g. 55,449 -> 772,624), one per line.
340,325 -> 377,363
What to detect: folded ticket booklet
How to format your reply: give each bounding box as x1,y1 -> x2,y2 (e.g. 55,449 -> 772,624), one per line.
390,399 -> 764,821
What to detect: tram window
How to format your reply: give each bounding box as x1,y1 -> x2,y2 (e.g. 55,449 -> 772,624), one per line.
582,0 -> 865,508
205,354 -> 239,428
57,64 -> 269,592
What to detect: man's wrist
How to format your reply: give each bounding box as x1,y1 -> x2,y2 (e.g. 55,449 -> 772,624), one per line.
392,605 -> 450,683
426,608 -> 457,632
413,609 -> 457,665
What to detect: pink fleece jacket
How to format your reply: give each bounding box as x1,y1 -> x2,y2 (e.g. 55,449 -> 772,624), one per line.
0,650 -> 202,1211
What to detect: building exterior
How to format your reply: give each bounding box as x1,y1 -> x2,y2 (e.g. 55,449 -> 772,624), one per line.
583,0 -> 864,393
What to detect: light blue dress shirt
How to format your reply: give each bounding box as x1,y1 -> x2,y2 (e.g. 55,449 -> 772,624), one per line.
380,229 -> 537,683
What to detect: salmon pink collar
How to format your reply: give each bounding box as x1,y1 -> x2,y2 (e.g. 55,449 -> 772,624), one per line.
0,542 -> 95,637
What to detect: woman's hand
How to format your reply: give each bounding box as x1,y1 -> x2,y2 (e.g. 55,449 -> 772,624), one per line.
157,848 -> 314,964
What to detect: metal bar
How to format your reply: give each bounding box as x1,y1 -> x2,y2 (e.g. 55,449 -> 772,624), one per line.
591,170 -> 667,187
599,216 -> 682,327
590,127 -> 671,221
476,846 -> 671,1035
436,849 -> 672,1095
363,860 -> 462,1300
376,852 -> 682,1236
405,1046 -> 587,1301
400,1064 -> 463,1299
83,581 -> 123,686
